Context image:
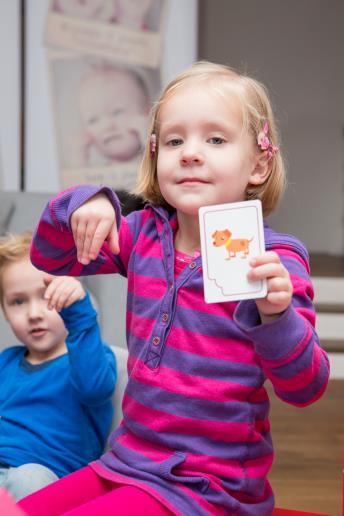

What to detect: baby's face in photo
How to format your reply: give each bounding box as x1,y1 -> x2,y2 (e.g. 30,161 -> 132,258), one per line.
79,69 -> 149,162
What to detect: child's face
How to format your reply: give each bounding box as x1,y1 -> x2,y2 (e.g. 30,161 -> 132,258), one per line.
157,84 -> 263,216
79,70 -> 148,162
2,258 -> 67,364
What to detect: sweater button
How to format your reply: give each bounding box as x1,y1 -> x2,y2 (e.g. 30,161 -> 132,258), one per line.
152,336 -> 161,346
162,313 -> 169,322
189,261 -> 196,269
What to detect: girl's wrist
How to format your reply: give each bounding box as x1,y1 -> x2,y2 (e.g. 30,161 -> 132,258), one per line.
259,309 -> 286,325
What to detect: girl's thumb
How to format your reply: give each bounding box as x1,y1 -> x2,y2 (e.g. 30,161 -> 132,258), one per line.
43,274 -> 53,286
107,225 -> 120,255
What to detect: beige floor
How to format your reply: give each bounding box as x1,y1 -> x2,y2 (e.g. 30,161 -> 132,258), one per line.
268,380 -> 343,515
268,254 -> 343,514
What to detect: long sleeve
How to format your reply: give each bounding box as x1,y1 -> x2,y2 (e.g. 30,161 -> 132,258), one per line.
30,185 -> 126,277
60,291 -> 117,406
234,244 -> 330,407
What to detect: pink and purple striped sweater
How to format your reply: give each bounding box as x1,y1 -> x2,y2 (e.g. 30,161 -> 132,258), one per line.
30,185 -> 329,516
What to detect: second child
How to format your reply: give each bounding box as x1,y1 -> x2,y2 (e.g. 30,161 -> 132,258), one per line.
0,232 -> 116,500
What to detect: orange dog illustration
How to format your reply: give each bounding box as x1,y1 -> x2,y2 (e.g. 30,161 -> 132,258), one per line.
212,229 -> 253,260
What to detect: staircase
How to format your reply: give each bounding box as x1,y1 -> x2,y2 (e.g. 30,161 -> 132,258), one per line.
311,254 -> 344,379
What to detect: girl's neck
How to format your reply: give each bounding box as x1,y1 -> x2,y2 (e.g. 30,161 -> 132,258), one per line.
174,212 -> 200,256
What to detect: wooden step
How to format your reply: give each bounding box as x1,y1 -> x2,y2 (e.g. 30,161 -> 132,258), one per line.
316,313 -> 344,352
314,303 -> 344,313
316,313 -> 344,351
312,276 -> 344,308
310,253 -> 344,277
311,277 -> 344,352
319,340 -> 344,352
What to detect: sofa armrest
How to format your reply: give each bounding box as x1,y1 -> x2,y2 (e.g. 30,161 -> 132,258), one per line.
110,345 -> 128,430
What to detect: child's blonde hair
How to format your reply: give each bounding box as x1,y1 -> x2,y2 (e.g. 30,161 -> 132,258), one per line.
135,60 -> 286,216
0,232 -> 32,308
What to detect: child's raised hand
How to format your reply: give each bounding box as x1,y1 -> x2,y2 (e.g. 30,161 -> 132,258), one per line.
70,192 -> 119,265
247,251 -> 293,324
43,275 -> 85,312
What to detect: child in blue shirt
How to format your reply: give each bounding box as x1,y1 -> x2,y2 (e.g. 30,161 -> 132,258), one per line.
0,232 -> 117,500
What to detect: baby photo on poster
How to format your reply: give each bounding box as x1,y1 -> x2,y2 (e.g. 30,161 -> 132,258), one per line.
49,53 -> 160,189
199,200 -> 267,303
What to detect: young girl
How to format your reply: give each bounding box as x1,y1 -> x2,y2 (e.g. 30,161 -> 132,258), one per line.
23,61 -> 329,515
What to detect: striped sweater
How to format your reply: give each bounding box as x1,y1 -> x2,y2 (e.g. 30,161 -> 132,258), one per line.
31,185 -> 330,516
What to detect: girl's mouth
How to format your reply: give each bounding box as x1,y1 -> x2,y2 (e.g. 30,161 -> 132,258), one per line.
178,178 -> 209,184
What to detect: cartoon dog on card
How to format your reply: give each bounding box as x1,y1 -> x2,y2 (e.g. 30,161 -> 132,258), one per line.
212,229 -> 253,260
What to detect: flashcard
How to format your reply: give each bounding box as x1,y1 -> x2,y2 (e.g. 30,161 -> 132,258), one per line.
199,200 -> 267,303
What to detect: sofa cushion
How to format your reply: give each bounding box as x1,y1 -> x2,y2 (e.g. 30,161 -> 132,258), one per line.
110,345 -> 128,429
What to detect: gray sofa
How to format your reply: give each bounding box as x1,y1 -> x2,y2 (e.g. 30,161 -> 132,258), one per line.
0,190 -> 129,428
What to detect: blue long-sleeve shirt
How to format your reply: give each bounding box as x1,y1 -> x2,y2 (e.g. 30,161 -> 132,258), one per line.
0,292 -> 117,478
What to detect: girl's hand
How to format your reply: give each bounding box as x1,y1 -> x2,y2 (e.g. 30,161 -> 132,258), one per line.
43,275 -> 85,312
247,251 -> 293,324
70,192 -> 119,265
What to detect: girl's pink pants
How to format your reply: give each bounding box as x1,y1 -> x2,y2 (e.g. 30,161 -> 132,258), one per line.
18,465 -> 171,515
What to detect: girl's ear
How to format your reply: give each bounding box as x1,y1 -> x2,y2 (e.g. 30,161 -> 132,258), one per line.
249,152 -> 271,186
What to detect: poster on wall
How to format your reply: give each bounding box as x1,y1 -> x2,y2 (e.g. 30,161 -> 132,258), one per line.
45,0 -> 165,190
45,0 -> 166,68
0,142 -> 3,190
49,51 -> 160,190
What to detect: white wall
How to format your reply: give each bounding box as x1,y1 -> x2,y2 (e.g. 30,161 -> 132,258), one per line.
24,0 -> 198,193
199,0 -> 344,255
0,1 -> 21,190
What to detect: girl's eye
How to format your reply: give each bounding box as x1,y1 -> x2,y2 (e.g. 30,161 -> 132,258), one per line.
167,138 -> 183,147
208,136 -> 225,145
12,298 -> 24,306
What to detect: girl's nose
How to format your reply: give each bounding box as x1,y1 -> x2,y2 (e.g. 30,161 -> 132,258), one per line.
180,150 -> 204,166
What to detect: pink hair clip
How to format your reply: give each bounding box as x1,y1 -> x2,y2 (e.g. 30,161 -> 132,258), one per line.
257,122 -> 279,160
150,134 -> 157,158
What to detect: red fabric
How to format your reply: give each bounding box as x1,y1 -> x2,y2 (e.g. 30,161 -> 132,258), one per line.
18,466 -> 171,516
273,508 -> 332,516
0,488 -> 25,516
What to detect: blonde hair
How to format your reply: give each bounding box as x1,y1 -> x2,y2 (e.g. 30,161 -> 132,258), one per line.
134,60 -> 286,216
0,232 -> 32,308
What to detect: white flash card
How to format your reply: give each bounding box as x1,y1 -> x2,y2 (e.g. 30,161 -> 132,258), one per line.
199,200 -> 267,303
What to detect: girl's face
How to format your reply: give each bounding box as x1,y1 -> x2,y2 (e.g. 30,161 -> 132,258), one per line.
157,84 -> 266,217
